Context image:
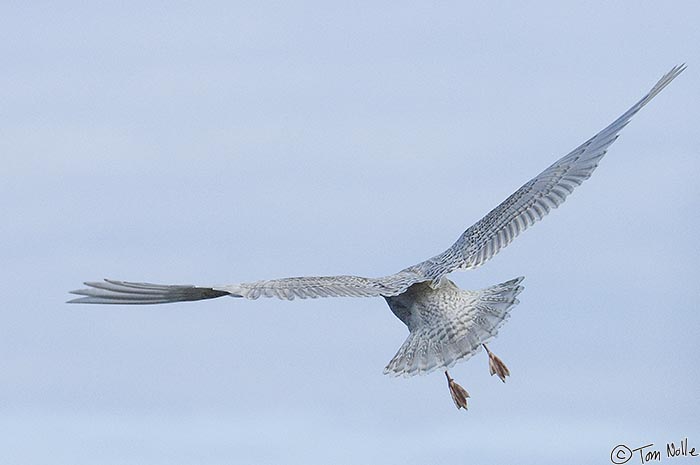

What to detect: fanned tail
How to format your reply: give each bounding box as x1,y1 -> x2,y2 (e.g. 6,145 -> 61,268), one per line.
384,277 -> 524,377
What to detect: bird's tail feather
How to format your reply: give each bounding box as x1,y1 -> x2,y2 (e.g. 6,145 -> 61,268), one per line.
383,276 -> 524,377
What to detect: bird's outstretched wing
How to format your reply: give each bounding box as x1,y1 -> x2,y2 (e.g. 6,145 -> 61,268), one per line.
69,66 -> 684,305
68,271 -> 423,304
407,64 -> 685,281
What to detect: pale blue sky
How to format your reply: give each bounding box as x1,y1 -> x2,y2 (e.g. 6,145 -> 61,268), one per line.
2,2 -> 698,464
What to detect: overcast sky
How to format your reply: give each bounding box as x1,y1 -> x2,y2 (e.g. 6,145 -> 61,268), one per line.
2,2 -> 698,464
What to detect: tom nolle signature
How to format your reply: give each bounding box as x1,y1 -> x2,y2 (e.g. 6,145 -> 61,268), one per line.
611,438 -> 698,464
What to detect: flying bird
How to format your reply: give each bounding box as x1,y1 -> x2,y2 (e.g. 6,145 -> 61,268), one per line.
69,65 -> 685,410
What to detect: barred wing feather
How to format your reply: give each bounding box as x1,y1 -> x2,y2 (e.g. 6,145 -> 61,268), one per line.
225,272 -> 421,300
410,64 -> 685,279
68,65 -> 685,305
68,271 -> 423,304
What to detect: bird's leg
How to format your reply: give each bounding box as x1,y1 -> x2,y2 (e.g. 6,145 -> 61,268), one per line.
445,370 -> 469,410
483,344 -> 510,382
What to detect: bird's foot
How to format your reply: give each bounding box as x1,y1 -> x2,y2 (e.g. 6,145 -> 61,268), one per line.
483,344 -> 510,382
445,371 -> 469,410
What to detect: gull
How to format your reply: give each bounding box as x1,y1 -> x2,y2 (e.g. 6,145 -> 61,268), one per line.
69,65 -> 685,410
